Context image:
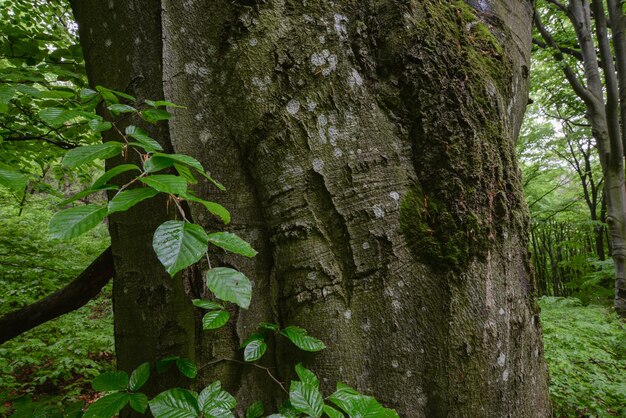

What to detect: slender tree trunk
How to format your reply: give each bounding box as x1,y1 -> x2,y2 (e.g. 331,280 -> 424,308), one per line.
73,1 -> 551,416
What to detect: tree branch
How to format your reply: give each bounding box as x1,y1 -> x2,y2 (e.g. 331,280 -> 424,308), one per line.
0,246 -> 114,344
532,37 -> 584,62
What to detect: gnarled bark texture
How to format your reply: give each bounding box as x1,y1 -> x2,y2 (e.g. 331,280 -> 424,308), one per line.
73,0 -> 551,416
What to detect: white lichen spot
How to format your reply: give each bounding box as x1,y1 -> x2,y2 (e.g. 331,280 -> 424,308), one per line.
391,360 -> 399,368
312,158 -> 324,172
497,353 -> 506,368
311,52 -> 326,67
347,68 -> 364,88
333,148 -> 343,157
392,300 -> 402,310
303,14 -> 314,23
199,130 -> 211,145
362,242 -> 370,250
390,191 -> 400,201
322,54 -> 337,76
406,370 -> 413,378
328,126 -> 340,145
307,101 -> 317,111
499,308 -> 505,316
361,319 -> 371,332
502,369 -> 509,382
317,114 -> 328,143
319,35 -> 326,44
334,13 -> 348,40
249,38 -> 258,46
343,310 -> 352,320
107,0 -> 113,9
105,39 -> 112,48
307,271 -> 317,281
286,99 -> 300,115
197,67 -> 209,78
134,37 -> 141,45
195,113 -> 203,122
185,62 -> 198,75
252,76 -> 271,92
373,204 -> 385,218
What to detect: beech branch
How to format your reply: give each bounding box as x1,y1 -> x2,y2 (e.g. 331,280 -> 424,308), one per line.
0,246 -> 114,344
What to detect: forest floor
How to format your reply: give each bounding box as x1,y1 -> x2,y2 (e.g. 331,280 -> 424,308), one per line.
0,196 -> 624,417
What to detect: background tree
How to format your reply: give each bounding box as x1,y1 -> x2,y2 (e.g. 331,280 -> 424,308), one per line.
534,0 -> 626,316
70,1 -> 551,416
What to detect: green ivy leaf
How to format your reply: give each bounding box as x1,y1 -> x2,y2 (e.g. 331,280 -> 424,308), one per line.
207,232 -> 257,257
62,142 -> 124,169
281,326 -> 326,352
149,388 -> 199,418
245,401 -> 264,418
192,299 -> 224,310
83,392 -> 130,418
129,362 -> 150,391
91,164 -> 141,189
108,187 -> 159,214
329,384 -> 399,418
49,204 -> 108,240
126,125 -> 164,151
295,363 -> 319,387
140,174 -> 187,195
289,381 -> 324,418
153,220 -> 209,276
202,310 -> 230,330
243,339 -> 267,362
205,267 -> 252,309
129,393 -> 149,414
92,370 -> 129,391
176,357 -> 198,379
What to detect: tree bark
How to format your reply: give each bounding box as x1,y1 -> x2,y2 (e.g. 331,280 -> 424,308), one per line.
73,0 -> 551,416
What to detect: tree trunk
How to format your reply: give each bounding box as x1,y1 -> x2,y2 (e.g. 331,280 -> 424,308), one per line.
72,0 -> 551,416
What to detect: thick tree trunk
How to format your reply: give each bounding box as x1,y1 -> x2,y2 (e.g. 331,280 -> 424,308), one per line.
73,0 -> 551,416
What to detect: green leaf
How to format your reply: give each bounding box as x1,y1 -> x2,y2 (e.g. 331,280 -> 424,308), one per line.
108,187 -> 159,214
281,326 -> 326,352
243,339 -> 267,362
323,405 -> 344,418
205,267 -> 252,309
289,381 -> 324,418
207,232 -> 257,257
129,393 -> 149,414
198,171 -> 226,191
153,220 -> 209,276
145,156 -> 175,173
84,392 -> 130,418
240,332 -> 265,348
62,142 -> 124,169
129,362 -> 150,391
38,107 -> 81,127
198,381 -> 236,416
174,163 -> 198,184
88,119 -> 112,132
0,167 -> 28,192
202,310 -> 230,330
0,85 -> 15,104
328,384 -> 399,418
92,371 -> 129,391
176,358 -> 197,379
80,88 -> 98,100
126,125 -> 164,151
182,194 -> 230,224
149,388 -> 199,418
146,99 -> 186,109
258,322 -> 280,332
156,356 -> 178,374
108,103 -> 136,114
92,164 -> 141,189
140,175 -> 187,195
192,299 -> 224,310
295,363 -> 319,387
58,185 -> 118,206
49,204 -> 108,240
245,401 -> 265,418
142,108 -> 172,123
152,153 -> 203,172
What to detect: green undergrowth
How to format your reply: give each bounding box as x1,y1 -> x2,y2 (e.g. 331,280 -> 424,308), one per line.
540,297 -> 626,417
0,191 -> 113,412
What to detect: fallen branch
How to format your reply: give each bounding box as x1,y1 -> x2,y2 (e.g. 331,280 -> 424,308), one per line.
0,246 -> 114,344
